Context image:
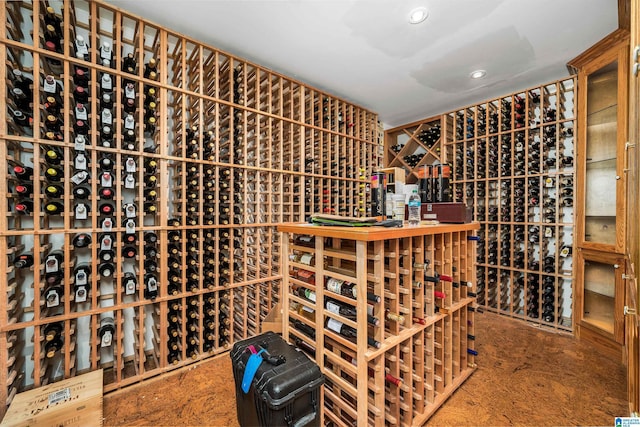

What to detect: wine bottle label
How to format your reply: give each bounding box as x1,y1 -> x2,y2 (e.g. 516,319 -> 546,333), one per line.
101,74 -> 113,90
367,304 -> 374,316
101,172 -> 113,187
124,115 -> 135,130
326,301 -> 341,315
100,44 -> 112,60
125,158 -> 136,173
304,289 -> 316,302
45,256 -> 60,273
125,174 -> 135,189
125,220 -> 136,234
99,240 -> 111,254
545,177 -> 554,187
299,254 -> 313,265
101,330 -> 113,347
125,280 -> 136,295
74,135 -> 87,151
560,246 -> 571,258
75,204 -> 88,220
75,105 -> 88,121
45,289 -> 60,307
125,204 -> 136,218
101,218 -> 113,232
326,318 -> 343,334
147,277 -> 158,291
544,227 -> 553,238
75,153 -> 87,170
101,109 -> 112,125
75,285 -> 87,303
43,78 -> 57,93
75,39 -> 88,55
326,278 -> 344,294
125,86 -> 135,100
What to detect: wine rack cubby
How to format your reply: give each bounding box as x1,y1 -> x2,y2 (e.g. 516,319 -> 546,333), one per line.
279,223 -> 479,426
0,0 -> 380,415
385,115 -> 442,184
443,77 -> 576,331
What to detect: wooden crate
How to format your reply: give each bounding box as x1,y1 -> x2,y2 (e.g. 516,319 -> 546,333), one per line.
0,370 -> 102,427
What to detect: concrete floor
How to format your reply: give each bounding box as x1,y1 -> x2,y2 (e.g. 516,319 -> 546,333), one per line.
103,311 -> 628,426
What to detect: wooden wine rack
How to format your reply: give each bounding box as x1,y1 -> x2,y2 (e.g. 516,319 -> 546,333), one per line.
385,77 -> 576,332
443,78 -> 576,332
0,0 -> 380,416
384,115 -> 442,184
279,222 -> 479,426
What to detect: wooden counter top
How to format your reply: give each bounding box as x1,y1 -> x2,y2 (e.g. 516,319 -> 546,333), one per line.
277,221 -> 480,241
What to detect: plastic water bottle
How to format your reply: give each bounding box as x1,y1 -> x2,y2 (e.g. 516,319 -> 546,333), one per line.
407,190 -> 421,226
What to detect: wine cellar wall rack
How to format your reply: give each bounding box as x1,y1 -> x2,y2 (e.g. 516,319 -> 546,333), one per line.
0,0 -> 381,415
279,222 -> 479,426
385,77 -> 576,332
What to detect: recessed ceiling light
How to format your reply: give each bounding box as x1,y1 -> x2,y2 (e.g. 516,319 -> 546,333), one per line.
469,69 -> 487,79
408,7 -> 429,24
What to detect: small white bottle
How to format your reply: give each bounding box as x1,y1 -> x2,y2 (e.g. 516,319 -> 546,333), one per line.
407,189 -> 421,226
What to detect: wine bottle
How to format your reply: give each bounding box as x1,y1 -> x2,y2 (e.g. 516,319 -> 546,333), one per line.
123,272 -> 137,295
325,318 -> 381,349
11,69 -> 33,99
43,322 -> 63,342
13,252 -> 34,269
98,262 -> 115,277
45,336 -> 63,359
74,35 -> 90,62
97,187 -> 114,200
99,202 -> 115,216
72,233 -> 91,248
99,318 -> 116,347
122,52 -> 137,75
13,198 -> 33,215
73,263 -> 91,287
72,185 -> 90,199
144,273 -> 159,299
12,164 -> 33,180
143,58 -> 158,79
44,166 -> 63,182
44,285 -> 63,307
44,201 -> 64,215
122,245 -> 137,259
99,41 -> 115,68
11,87 -> 31,111
73,85 -> 89,105
43,24 -> 62,53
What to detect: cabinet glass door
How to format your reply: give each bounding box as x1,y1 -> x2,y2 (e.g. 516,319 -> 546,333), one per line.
584,61 -> 618,245
582,259 -> 616,334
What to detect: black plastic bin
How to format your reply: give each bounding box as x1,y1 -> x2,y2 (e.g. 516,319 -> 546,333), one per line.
230,331 -> 324,427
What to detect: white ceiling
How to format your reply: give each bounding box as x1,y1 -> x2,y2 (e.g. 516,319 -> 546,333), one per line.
108,0 -> 619,128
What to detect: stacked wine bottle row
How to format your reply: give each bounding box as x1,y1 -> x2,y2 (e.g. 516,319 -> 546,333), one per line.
279,223 -> 479,426
384,117 -> 442,184
443,78 -> 575,331
0,0 -> 380,414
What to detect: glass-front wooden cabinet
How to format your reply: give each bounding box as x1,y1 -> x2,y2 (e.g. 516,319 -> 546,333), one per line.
573,31 -> 628,253
568,29 -> 629,355
576,249 -> 624,343
583,60 -> 620,247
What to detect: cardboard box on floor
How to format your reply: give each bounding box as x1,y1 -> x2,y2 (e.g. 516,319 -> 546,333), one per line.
0,369 -> 103,427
